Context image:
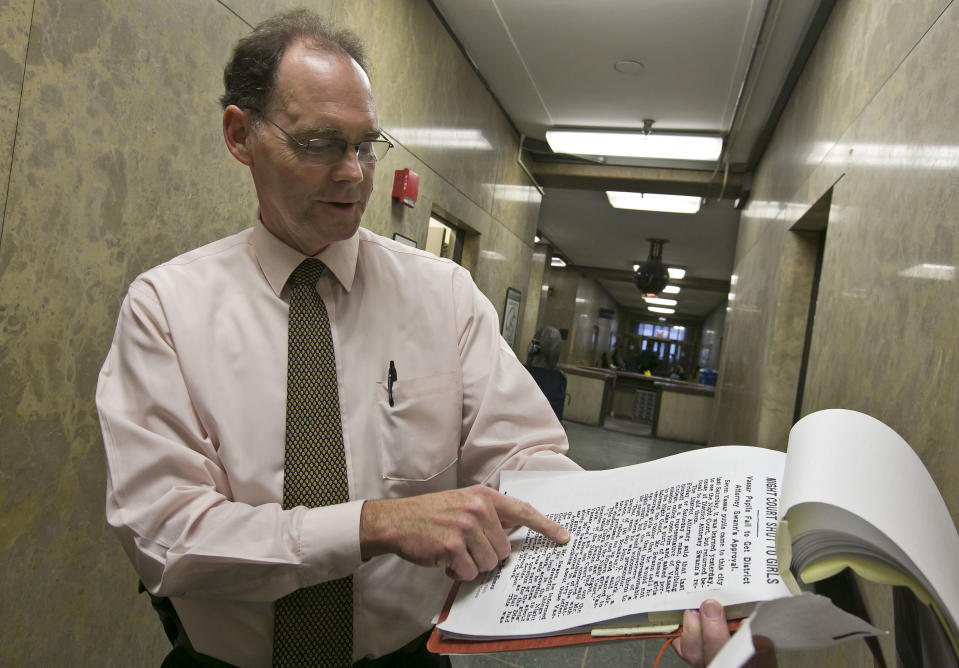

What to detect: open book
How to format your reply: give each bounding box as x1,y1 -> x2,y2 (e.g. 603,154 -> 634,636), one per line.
434,410 -> 959,659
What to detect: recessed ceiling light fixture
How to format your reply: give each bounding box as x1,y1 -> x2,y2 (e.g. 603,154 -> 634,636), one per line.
608,192 -> 701,214
551,257 -> 567,268
648,306 -> 675,314
546,129 -> 722,161
644,296 -> 678,307
662,285 -> 681,294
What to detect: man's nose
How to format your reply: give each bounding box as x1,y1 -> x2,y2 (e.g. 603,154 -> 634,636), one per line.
330,145 -> 366,182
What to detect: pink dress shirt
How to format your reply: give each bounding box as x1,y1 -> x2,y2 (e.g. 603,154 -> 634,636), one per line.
96,219 -> 580,665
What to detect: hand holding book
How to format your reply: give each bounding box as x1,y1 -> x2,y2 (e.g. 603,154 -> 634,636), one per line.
674,599 -> 776,668
432,410 -> 959,665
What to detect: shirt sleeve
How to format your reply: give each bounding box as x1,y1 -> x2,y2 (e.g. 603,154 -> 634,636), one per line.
452,267 -> 583,487
96,281 -> 363,602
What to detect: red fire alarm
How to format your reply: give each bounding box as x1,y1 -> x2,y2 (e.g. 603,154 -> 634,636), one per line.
391,168 -> 419,208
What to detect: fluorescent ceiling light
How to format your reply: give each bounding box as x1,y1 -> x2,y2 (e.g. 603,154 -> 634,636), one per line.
667,267 -> 686,280
648,306 -> 675,314
546,129 -> 722,161
607,192 -> 701,214
551,257 -> 567,268
644,297 -> 678,307
662,285 -> 681,294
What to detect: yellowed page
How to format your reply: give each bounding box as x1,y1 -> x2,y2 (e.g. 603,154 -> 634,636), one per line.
798,555 -> 958,655
780,409 -> 959,655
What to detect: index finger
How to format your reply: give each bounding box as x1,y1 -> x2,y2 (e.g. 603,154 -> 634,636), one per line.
493,494 -> 571,544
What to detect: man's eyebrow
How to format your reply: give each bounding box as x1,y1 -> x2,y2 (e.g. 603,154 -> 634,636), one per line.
294,125 -> 384,140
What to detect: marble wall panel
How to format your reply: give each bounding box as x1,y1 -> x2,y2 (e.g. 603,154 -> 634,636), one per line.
540,268 -> 578,365
0,0 -> 287,664
470,210 -> 533,355
559,276 -> 618,367
710,223 -> 784,445
489,153 -> 542,244
800,0 -> 959,525
717,1 -> 959,665
334,0 -> 513,215
0,1 -> 544,664
755,231 -> 819,451
736,0 -> 950,262
699,302 -> 726,370
518,244 -> 548,364
0,0 -> 32,230
222,0 -> 328,29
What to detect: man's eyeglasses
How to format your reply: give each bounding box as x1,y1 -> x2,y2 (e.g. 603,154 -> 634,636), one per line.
259,115 -> 393,165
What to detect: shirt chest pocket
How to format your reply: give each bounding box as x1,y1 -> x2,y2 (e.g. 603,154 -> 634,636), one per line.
375,371 -> 461,481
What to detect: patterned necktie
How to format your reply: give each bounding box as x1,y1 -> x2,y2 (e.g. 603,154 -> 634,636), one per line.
273,258 -> 353,667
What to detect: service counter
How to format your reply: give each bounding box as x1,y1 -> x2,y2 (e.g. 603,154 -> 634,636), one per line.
653,381 -> 715,444
559,366 -> 715,444
609,370 -> 664,420
557,365 -> 615,426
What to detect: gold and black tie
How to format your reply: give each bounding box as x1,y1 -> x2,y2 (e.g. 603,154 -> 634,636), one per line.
272,258 -> 352,667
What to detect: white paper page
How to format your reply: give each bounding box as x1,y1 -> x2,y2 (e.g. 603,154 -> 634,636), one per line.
708,593 -> 885,668
500,469 -> 586,485
439,446 -> 791,639
780,409 -> 959,634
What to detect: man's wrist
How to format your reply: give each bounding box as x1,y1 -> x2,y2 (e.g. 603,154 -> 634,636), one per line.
359,498 -> 395,561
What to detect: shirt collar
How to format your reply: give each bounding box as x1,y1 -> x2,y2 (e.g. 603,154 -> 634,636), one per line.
253,216 -> 359,297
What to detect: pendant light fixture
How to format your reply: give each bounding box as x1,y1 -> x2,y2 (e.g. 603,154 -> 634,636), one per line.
634,239 -> 670,295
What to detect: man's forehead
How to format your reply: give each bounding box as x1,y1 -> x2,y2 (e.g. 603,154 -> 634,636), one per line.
278,41 -> 370,89
273,46 -> 374,104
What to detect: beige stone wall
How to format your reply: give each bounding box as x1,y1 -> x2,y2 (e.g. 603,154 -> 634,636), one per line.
0,0 -> 541,663
712,0 -> 959,664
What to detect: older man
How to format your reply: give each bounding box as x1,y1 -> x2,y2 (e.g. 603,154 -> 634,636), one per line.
97,9 -> 748,668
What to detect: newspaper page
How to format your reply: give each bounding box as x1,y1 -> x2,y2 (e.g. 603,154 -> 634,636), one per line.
438,445 -> 792,639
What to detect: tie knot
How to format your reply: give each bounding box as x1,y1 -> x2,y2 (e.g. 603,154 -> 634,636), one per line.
290,258 -> 326,287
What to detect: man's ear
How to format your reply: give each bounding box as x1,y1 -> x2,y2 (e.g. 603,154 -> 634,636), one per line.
222,105 -> 254,167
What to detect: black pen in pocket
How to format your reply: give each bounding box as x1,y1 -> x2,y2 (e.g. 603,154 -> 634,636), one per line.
387,360 -> 397,406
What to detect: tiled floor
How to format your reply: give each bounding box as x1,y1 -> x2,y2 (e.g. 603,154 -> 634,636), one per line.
450,416 -> 704,668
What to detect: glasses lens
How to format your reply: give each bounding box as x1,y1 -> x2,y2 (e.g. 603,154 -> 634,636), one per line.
303,138 -> 391,164
305,138 -> 345,164
357,140 -> 391,163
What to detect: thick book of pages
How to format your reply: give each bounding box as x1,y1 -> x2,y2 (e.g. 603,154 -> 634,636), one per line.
434,409 -> 959,660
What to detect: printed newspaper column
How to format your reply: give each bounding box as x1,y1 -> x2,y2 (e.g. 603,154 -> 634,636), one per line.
439,447 -> 792,640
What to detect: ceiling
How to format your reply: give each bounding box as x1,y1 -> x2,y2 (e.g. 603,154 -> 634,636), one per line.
429,0 -> 833,319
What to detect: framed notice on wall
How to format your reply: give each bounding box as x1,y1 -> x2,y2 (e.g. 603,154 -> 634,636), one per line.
392,232 -> 417,248
501,287 -> 522,347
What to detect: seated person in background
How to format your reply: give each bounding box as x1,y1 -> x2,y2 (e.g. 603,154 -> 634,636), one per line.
637,346 -> 660,374
525,326 -> 567,419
